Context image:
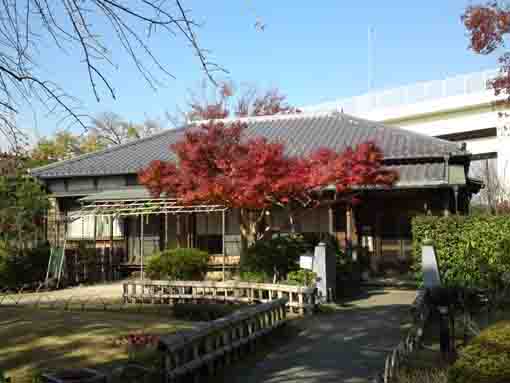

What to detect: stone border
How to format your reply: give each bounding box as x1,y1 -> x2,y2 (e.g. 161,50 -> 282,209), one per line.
158,298 -> 288,382
123,280 -> 317,315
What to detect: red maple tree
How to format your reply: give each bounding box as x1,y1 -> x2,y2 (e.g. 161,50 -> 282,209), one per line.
139,120 -> 397,256
463,2 -> 510,100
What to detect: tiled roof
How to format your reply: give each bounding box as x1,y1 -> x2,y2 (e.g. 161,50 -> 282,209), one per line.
31,112 -> 467,181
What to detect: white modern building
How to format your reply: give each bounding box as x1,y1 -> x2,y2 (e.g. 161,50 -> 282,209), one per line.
304,69 -> 510,207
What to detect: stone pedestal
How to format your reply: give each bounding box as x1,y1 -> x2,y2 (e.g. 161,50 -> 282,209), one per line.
313,242 -> 336,303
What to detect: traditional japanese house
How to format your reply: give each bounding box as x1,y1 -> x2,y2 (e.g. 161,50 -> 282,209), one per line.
31,112 -> 482,276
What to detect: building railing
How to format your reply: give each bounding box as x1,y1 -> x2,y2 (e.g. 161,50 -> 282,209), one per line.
305,69 -> 499,115
123,280 -> 316,314
158,297 -> 288,383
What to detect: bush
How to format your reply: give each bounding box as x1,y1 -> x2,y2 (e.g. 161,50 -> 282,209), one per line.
286,269 -> 317,287
239,271 -> 271,283
0,241 -> 50,289
448,320 -> 510,383
146,247 -> 209,281
396,368 -> 448,383
242,234 -> 309,281
412,215 -> 510,288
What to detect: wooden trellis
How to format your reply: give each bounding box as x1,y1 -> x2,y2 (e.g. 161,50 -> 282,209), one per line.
69,195 -> 229,281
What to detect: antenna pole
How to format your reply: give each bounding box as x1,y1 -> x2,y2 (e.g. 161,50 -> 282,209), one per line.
368,26 -> 375,91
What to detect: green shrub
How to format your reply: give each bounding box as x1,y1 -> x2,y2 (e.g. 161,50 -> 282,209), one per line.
146,247 -> 209,281
0,241 -> 50,289
242,234 -> 308,281
239,271 -> 271,283
286,269 -> 317,287
397,368 -> 448,383
412,215 -> 510,288
448,320 -> 510,383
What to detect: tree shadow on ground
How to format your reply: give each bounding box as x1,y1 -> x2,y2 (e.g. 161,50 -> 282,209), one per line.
0,307 -> 195,383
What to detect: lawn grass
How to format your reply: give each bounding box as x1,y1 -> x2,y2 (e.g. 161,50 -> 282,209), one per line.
0,307 -> 195,383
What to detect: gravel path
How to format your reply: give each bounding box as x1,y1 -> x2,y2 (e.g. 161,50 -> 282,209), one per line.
224,288 -> 417,383
0,282 -> 125,305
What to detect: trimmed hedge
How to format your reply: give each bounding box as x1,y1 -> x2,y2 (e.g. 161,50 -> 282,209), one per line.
146,248 -> 209,281
412,215 -> 510,288
448,321 -> 510,383
242,234 -> 308,281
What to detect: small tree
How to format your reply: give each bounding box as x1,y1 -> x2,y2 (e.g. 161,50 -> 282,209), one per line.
139,120 -> 397,258
0,170 -> 49,249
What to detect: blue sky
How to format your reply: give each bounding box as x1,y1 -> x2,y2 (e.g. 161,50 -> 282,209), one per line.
23,0 -> 496,138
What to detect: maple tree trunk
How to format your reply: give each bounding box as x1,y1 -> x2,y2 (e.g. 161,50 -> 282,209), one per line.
239,209 -> 258,265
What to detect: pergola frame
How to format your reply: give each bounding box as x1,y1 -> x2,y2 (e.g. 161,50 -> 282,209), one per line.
69,197 -> 229,281
72,198 -> 228,217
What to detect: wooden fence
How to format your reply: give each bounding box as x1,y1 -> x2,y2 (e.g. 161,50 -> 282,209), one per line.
158,297 -> 288,383
123,280 -> 316,314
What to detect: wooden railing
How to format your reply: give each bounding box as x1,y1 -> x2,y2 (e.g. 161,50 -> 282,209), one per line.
123,280 -> 316,314
158,297 -> 288,383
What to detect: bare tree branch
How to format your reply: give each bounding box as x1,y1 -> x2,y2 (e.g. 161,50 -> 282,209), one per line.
0,0 -> 226,151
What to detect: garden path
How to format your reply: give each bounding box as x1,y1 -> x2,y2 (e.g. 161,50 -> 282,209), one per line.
223,288 -> 417,383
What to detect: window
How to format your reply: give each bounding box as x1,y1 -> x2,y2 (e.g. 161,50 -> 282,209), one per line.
66,214 -> 124,239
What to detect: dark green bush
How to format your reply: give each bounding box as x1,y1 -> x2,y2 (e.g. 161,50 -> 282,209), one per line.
412,215 -> 510,288
146,247 -> 209,281
448,320 -> 510,383
0,241 -> 50,289
242,234 -> 308,281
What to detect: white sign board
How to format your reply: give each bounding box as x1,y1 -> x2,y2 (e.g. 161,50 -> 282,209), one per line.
422,245 -> 441,289
299,255 -> 314,270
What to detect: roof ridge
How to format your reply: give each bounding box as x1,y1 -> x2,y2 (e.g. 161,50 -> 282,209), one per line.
30,127 -> 184,175
187,110 -> 333,125
340,113 -> 464,152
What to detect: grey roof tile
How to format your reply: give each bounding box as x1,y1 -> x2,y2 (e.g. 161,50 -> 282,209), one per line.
31,112 -> 466,181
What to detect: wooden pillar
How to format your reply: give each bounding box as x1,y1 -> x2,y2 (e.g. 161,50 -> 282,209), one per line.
124,218 -> 129,264
110,215 -> 114,280
140,214 -> 144,281
328,206 -> 334,236
176,215 -> 181,248
93,215 -> 97,245
346,206 -> 358,261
